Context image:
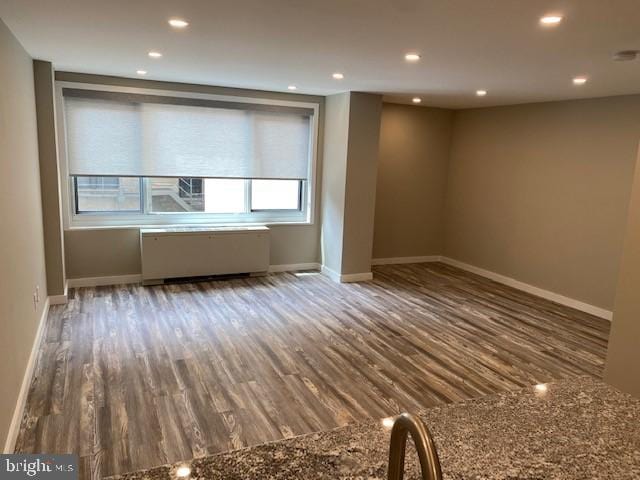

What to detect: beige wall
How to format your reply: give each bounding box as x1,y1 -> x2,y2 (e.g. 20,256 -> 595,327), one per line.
373,103 -> 453,259
64,224 -> 321,278
320,92 -> 382,277
341,92 -> 382,275
57,75 -> 640,313
0,19 -> 48,449
320,93 -> 351,274
444,95 -> 640,311
34,60 -> 65,295
605,144 -> 640,397
56,72 -> 324,278
65,228 -> 141,278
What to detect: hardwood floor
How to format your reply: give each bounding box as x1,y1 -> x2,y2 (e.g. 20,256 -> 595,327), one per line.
15,262 -> 610,479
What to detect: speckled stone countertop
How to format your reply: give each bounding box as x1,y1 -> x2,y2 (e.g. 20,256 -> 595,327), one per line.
110,377 -> 640,479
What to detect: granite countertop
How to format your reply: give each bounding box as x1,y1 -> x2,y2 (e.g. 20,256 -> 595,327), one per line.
111,377 -> 640,479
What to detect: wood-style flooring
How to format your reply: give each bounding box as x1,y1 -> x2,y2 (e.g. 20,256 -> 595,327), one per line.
14,263 -> 610,479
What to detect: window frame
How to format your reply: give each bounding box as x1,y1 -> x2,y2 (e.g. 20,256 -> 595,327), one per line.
55,81 -> 319,230
74,176 -> 145,215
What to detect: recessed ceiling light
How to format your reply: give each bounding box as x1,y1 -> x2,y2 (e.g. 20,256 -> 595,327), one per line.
287,85 -> 297,91
412,97 -> 422,103
148,51 -> 163,58
540,15 -> 563,25
404,53 -> 421,62
573,76 -> 587,85
168,18 -> 189,28
175,466 -> 191,478
136,70 -> 147,75
332,72 -> 344,80
476,90 -> 487,96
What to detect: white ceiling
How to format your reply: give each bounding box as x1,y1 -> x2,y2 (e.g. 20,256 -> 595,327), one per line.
1,0 -> 639,108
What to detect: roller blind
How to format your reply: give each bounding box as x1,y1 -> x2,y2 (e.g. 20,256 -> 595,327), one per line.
63,89 -> 313,180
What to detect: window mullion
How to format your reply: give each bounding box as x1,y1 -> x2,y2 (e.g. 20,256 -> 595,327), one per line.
245,179 -> 252,213
73,177 -> 79,215
139,177 -> 146,214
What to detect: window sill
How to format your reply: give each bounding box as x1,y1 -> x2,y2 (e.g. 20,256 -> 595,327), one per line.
65,220 -> 314,231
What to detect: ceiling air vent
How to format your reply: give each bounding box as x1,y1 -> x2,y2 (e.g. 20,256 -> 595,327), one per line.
613,50 -> 639,62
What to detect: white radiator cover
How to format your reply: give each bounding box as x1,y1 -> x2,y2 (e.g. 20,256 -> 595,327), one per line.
140,226 -> 270,282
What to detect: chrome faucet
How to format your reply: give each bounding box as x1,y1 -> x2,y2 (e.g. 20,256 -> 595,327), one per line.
387,413 -> 443,480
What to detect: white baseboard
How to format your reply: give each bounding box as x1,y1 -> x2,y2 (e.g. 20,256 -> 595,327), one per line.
372,255 -> 442,266
340,272 -> 374,282
3,298 -> 50,453
48,294 -> 67,305
67,274 -> 142,288
269,262 -> 321,273
62,258 -> 610,320
440,257 -> 613,321
321,265 -> 341,283
321,265 -> 373,283
48,280 -> 68,305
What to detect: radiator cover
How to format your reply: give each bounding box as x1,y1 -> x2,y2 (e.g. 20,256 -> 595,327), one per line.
140,226 -> 270,282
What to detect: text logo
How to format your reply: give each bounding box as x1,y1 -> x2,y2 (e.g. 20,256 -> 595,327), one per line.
1,455 -> 78,480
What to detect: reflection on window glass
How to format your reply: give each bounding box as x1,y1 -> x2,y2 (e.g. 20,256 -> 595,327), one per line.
251,180 -> 301,210
75,176 -> 141,212
148,177 -> 245,214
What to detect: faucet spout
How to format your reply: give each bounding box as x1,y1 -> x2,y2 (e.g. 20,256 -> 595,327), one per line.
387,413 -> 443,480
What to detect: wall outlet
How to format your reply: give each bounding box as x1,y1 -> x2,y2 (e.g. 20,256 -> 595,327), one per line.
33,292 -> 38,311
36,285 -> 40,303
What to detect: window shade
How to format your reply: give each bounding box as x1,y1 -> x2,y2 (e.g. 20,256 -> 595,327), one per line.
63,90 -> 313,180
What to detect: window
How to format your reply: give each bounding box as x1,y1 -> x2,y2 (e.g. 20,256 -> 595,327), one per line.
75,177 -> 142,213
147,177 -> 247,214
60,86 -> 316,227
251,179 -> 301,211
71,177 -> 302,217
